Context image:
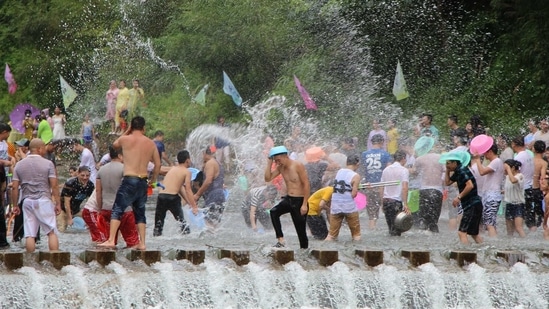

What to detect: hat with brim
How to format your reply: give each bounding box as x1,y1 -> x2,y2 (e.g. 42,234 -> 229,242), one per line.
15,138 -> 29,147
269,146 -> 288,159
470,134 -> 494,155
439,151 -> 471,167
305,146 -> 325,163
414,136 -> 435,157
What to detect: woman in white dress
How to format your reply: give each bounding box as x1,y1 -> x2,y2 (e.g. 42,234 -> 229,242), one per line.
52,106 -> 66,140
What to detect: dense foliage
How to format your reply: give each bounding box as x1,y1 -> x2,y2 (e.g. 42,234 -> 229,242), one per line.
1,0 -> 547,140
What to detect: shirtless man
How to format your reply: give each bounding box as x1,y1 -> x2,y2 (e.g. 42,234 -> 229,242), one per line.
265,146 -> 310,249
153,150 -> 198,236
99,116 -> 160,250
11,139 -> 61,252
529,140 -> 547,232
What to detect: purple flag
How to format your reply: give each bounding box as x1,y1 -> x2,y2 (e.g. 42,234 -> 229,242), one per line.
4,64 -> 17,95
294,75 -> 317,110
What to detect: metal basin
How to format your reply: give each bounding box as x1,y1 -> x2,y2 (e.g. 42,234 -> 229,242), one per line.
394,211 -> 413,232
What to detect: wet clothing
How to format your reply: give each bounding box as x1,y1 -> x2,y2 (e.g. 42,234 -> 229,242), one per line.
360,148 -> 391,183
61,177 -> 95,216
460,199 -> 483,235
307,214 -> 328,240
328,212 -> 360,240
383,199 -> 404,236
270,196 -> 308,249
524,188 -> 544,228
202,159 -> 226,225
450,166 -> 483,236
241,186 -> 274,230
111,176 -> 148,224
417,189 -> 443,233
22,198 -> 57,238
153,193 -> 189,236
505,203 -> 525,220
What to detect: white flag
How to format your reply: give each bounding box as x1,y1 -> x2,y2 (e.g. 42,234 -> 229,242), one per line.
59,75 -> 78,108
392,61 -> 409,100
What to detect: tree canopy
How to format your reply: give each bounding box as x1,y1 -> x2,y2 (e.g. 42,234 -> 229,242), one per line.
1,0 -> 547,140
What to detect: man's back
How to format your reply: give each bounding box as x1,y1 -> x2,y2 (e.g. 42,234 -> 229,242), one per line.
97,161 -> 124,209
414,153 -> 443,188
117,132 -> 158,176
162,165 -> 188,194
361,148 -> 391,183
14,155 -> 55,199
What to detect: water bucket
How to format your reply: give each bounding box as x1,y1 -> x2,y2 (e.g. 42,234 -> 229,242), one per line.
469,134 -> 493,155
407,189 -> 419,213
354,192 -> 368,211
184,208 -> 206,230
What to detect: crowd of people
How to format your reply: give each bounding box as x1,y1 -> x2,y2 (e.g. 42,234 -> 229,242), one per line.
251,113 -> 549,248
3,94 -> 549,253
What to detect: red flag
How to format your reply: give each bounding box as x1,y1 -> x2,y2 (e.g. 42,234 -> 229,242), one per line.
4,64 -> 17,95
294,75 -> 317,110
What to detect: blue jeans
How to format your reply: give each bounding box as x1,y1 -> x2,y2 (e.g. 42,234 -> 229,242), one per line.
111,176 -> 148,224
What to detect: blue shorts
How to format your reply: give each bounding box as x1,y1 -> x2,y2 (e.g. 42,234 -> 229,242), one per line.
111,176 -> 148,224
505,203 -> 525,220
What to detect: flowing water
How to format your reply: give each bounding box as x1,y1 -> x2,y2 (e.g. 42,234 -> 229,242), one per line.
1,200 -> 548,309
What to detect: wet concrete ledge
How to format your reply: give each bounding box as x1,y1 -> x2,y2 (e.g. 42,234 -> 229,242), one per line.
1,248 -> 548,270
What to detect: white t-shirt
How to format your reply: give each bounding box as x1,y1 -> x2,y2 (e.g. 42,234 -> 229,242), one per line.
381,162 -> 409,201
80,148 -> 97,184
514,150 -> 534,189
483,157 -> 504,193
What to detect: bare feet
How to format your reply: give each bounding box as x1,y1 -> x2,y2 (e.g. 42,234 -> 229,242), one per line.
130,244 -> 146,250
97,241 -> 116,249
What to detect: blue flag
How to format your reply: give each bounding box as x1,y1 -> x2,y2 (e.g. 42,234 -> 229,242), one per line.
222,71 -> 242,107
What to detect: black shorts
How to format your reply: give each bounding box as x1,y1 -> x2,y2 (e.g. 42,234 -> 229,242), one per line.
459,199 -> 483,236
0,165 -> 5,183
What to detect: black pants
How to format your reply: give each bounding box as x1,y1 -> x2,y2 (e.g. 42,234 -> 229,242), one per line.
270,196 -> 308,248
153,193 -> 189,236
306,214 -> 328,240
383,198 -> 403,236
418,189 -> 443,233
524,188 -> 543,228
0,191 -> 8,246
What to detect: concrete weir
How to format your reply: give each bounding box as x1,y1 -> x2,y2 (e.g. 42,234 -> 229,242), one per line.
1,247 -> 548,270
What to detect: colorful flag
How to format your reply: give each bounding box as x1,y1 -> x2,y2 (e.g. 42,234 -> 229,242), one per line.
4,64 -> 17,95
392,60 -> 409,100
193,84 -> 209,106
294,75 -> 317,110
222,71 -> 242,107
59,75 -> 78,108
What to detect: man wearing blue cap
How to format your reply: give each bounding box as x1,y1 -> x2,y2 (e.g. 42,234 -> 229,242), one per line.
265,146 -> 310,248
153,150 -> 198,236
443,152 -> 483,244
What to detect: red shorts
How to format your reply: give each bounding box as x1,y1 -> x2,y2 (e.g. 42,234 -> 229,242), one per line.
82,209 -> 139,247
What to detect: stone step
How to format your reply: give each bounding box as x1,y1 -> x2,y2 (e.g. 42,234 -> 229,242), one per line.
355,249 -> 383,267
401,250 -> 430,267
218,249 -> 250,266
311,249 -> 338,266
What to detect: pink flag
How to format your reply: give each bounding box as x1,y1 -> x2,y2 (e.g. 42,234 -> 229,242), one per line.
294,75 -> 317,110
4,64 -> 17,95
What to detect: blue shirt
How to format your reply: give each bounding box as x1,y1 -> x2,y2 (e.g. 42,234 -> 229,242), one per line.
360,148 -> 391,183
154,140 -> 165,156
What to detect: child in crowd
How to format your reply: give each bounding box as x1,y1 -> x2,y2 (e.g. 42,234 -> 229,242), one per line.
503,159 -> 526,238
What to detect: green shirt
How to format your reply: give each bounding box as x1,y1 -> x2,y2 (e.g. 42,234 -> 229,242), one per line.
37,120 -> 53,144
